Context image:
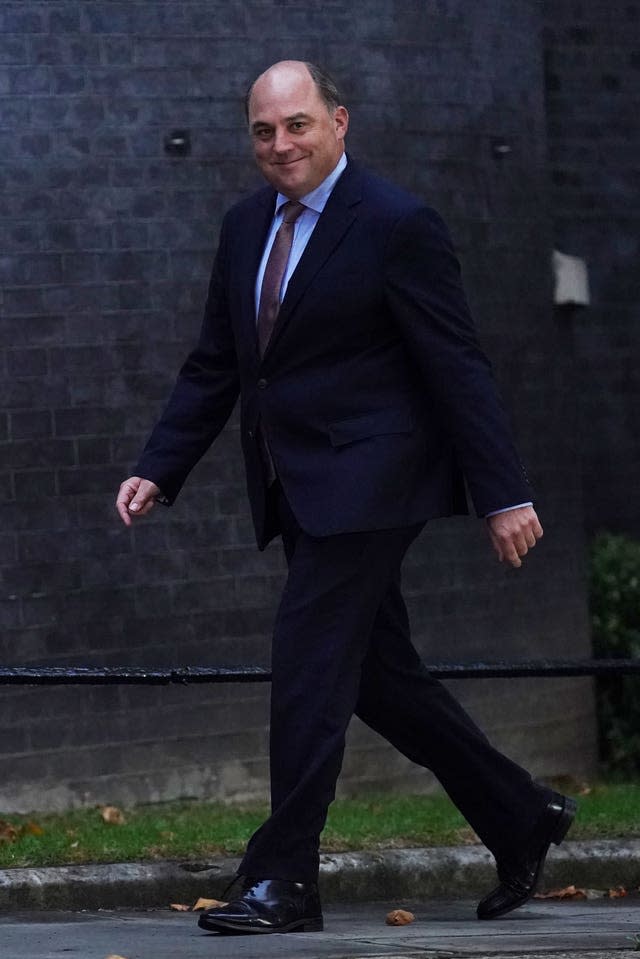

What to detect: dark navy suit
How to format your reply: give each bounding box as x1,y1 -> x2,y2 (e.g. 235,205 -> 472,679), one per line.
136,160 -> 550,881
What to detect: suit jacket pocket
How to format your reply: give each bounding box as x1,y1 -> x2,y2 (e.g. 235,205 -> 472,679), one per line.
328,409 -> 414,447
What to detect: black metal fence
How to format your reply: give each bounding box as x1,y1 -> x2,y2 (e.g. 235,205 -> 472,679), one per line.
0,659 -> 638,686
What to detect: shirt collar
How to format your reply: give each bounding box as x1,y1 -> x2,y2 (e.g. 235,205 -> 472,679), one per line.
274,153 -> 348,216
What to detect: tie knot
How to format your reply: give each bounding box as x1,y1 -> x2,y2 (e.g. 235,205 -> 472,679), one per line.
282,200 -> 305,224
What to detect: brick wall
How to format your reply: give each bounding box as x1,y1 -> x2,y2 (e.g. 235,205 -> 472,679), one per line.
543,0 -> 640,535
0,0 -> 595,812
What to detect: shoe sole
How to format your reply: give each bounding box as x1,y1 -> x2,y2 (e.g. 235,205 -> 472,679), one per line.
549,796 -> 577,846
478,795 -> 577,921
198,915 -> 324,935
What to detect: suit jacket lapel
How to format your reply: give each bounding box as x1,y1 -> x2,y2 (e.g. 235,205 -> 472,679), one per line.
238,187 -> 277,360
261,162 -> 362,362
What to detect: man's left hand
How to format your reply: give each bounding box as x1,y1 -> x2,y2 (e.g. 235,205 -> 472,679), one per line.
486,506 -> 543,569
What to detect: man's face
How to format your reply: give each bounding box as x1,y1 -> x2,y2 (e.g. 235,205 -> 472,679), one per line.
248,63 -> 349,199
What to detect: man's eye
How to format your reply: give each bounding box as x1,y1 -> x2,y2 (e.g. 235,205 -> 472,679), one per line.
291,122 -> 305,131
254,129 -> 272,140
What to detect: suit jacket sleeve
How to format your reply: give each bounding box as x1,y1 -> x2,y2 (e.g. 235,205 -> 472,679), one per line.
134,215 -> 240,503
384,206 -> 533,517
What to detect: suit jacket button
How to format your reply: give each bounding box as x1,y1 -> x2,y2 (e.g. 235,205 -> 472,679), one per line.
248,430 -> 254,439
257,378 -> 268,389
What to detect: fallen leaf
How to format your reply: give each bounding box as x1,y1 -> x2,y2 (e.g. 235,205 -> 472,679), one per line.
100,805 -> 126,826
104,955 -> 129,959
535,885 -> 588,900
24,821 -> 44,836
170,903 -> 191,912
192,897 -> 227,911
69,841 -> 79,849
385,908 -> 415,926
0,820 -> 18,843
608,886 -> 627,898
536,885 -> 605,901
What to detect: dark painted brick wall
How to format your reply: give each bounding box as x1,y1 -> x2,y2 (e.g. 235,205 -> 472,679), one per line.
543,0 -> 640,536
0,0 -> 595,812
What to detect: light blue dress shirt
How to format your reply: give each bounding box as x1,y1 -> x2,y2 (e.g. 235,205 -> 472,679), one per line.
253,153 -> 531,519
254,152 -> 348,317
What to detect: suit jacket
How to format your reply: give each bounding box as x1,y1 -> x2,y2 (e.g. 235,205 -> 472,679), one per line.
136,159 -> 532,549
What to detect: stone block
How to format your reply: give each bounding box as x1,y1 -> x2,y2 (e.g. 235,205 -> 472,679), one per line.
9,410 -> 52,440
1,7 -> 44,33
55,407 -> 124,438
0,35 -> 27,65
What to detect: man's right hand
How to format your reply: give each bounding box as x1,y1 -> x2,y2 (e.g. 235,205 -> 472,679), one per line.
116,476 -> 162,527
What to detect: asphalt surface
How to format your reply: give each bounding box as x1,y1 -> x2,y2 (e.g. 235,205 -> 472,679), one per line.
1,841 -> 639,958
2,897 -> 639,959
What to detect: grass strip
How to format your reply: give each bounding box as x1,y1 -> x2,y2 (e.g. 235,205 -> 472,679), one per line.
0,782 -> 638,870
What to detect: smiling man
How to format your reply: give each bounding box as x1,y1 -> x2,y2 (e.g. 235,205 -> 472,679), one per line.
116,61 -> 575,936
248,63 -> 349,198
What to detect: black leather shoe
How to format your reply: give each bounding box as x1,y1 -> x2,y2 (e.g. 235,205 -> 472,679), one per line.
197,877 -> 323,935
477,793 -> 577,920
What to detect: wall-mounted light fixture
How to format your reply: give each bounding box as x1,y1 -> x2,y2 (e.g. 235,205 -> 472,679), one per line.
164,130 -> 191,157
552,250 -> 590,307
491,137 -> 512,160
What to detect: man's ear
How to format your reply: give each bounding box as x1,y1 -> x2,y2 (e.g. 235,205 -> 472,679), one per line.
334,106 -> 349,140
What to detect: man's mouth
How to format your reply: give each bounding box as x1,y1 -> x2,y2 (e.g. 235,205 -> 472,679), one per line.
273,157 -> 306,166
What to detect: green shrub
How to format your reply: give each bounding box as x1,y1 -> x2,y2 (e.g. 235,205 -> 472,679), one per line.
589,533 -> 640,775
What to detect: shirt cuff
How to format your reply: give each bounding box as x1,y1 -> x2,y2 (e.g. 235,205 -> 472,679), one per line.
485,502 -> 533,518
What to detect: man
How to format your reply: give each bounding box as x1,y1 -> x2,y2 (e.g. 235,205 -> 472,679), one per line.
116,61 -> 576,935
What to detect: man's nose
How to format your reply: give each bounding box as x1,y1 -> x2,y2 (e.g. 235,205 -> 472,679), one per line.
272,127 -> 292,154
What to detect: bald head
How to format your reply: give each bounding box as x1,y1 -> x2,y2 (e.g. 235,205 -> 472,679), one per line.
245,61 -> 343,120
246,60 -> 349,200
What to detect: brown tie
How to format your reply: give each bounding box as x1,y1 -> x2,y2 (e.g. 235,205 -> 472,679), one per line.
257,200 -> 305,357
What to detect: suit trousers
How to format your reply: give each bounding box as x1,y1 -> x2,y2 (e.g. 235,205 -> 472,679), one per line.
238,482 -> 552,883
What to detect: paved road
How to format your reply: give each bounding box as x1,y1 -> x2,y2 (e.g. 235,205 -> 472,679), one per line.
2,897 -> 639,959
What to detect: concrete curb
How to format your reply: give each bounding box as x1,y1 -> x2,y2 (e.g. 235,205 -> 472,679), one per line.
0,840 -> 638,912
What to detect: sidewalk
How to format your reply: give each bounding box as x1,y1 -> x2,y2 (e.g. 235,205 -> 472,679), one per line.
1,840 -> 639,911
1,896 -> 639,959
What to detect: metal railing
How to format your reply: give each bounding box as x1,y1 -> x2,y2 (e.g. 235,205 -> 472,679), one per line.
0,659 -> 638,686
